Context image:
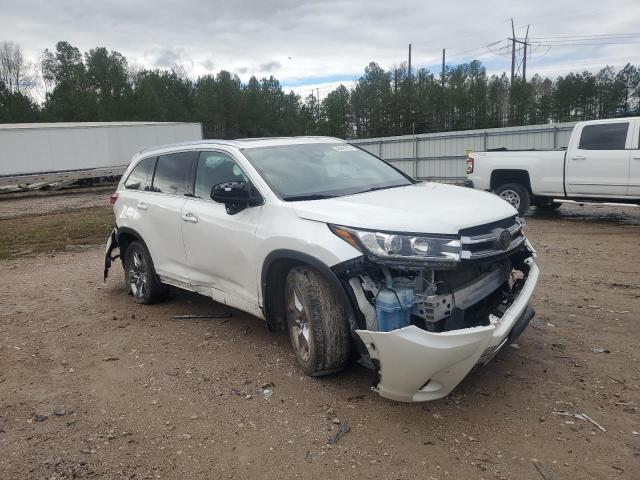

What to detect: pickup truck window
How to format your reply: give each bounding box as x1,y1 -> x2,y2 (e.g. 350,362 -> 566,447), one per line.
578,122 -> 629,150
194,151 -> 250,199
151,152 -> 193,195
124,156 -> 156,191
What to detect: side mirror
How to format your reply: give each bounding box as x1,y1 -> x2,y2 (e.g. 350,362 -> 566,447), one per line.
211,181 -> 261,214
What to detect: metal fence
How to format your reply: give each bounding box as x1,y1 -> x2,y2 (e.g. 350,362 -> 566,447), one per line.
349,122 -> 577,183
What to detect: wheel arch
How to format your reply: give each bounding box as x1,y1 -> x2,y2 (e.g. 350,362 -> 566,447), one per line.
116,226 -> 146,260
260,250 -> 358,333
490,169 -> 532,193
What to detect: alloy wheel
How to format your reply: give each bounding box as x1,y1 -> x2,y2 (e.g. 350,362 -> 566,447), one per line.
129,250 -> 148,300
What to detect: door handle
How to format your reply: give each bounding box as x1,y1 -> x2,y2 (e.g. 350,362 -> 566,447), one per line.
181,212 -> 199,224
633,155 -> 640,160
136,201 -> 148,210
571,155 -> 586,160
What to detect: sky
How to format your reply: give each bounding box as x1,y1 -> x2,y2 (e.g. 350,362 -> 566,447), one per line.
2,0 -> 640,98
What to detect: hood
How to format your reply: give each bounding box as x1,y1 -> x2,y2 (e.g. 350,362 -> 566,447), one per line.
292,182 -> 517,235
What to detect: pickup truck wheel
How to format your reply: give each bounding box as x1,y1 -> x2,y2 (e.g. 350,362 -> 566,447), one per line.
495,183 -> 530,215
124,241 -> 168,304
284,266 -> 351,376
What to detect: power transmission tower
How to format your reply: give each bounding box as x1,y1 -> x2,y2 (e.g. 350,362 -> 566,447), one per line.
510,19 -> 516,83
509,19 -> 532,82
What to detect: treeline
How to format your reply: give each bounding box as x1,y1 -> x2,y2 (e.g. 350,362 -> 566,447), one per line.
1,40 -> 639,139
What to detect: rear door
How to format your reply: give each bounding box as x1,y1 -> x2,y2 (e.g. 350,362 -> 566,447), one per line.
565,121 -> 631,197
180,150 -> 262,305
117,155 -> 157,251
144,150 -> 196,284
629,119 -> 640,197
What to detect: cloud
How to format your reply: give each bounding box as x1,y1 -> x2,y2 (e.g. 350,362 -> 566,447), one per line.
152,48 -> 181,68
201,59 -> 215,71
258,61 -> 282,73
145,47 -> 193,71
3,0 -> 640,90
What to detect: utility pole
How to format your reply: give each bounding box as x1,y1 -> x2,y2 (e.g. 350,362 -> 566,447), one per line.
522,25 -> 529,82
441,48 -> 445,88
408,43 -> 412,78
510,18 -> 515,84
316,88 -> 320,121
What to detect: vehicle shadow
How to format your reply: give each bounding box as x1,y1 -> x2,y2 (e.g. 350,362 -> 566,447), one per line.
526,204 -> 640,226
155,280 -> 541,421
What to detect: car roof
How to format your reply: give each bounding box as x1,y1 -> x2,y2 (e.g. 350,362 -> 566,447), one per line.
138,136 -> 346,155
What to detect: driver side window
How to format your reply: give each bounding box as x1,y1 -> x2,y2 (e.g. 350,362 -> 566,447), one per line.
194,151 -> 250,199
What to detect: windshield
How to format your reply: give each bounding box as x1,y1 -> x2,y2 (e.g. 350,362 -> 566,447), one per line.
241,143 -> 413,200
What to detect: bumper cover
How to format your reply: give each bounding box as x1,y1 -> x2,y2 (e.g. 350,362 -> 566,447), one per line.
356,258 -> 539,402
103,227 -> 119,281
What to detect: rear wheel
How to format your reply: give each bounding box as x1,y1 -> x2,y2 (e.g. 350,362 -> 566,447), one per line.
495,183 -> 531,216
284,266 -> 351,376
124,241 -> 168,304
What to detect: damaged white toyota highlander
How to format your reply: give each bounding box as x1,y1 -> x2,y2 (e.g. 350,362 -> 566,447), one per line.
104,137 -> 539,402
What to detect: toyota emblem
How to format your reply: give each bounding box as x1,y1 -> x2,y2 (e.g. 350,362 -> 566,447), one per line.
496,229 -> 511,251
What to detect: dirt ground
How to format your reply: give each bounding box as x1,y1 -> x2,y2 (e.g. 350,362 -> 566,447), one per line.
1,191 -> 639,479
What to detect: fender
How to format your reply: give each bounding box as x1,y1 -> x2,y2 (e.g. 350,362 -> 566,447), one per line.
103,226 -> 146,281
260,249 -> 359,332
116,226 -> 145,246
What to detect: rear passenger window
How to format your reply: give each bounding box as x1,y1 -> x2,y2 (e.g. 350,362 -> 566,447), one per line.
578,123 -> 629,150
124,156 -> 156,191
152,152 -> 193,195
194,151 -> 250,199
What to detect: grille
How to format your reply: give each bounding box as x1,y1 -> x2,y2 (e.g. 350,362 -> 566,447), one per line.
460,217 -> 526,260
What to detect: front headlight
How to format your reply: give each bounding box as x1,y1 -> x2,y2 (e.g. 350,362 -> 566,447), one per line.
329,224 -> 461,264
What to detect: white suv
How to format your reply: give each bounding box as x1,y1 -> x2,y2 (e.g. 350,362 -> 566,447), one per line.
104,137 -> 539,402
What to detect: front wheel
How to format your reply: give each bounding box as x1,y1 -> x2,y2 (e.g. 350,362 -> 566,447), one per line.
495,183 -> 531,216
124,241 -> 168,304
284,266 -> 351,376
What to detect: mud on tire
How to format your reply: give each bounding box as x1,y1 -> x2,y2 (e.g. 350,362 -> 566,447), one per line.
284,266 -> 351,376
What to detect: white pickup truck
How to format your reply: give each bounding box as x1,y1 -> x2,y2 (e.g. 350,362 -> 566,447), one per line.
465,117 -> 640,214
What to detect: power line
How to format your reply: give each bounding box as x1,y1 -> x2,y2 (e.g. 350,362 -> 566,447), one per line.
530,32 -> 640,40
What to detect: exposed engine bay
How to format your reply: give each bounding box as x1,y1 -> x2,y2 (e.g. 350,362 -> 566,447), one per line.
338,246 -> 533,334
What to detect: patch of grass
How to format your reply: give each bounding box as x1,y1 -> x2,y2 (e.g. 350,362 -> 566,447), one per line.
0,206 -> 115,260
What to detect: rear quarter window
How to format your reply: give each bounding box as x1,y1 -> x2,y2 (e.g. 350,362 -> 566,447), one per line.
578,123 -> 629,150
124,156 -> 156,191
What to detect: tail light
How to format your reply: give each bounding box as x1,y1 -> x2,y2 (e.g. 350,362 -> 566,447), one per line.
466,156 -> 474,174
109,192 -> 119,205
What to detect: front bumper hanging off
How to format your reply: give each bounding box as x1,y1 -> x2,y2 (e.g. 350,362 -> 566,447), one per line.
356,258 -> 539,402
103,228 -> 119,282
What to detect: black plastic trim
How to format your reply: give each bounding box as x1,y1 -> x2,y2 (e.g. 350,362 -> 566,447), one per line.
260,250 -> 360,333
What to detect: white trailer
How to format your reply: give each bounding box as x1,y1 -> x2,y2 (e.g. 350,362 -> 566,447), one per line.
0,122 -> 203,189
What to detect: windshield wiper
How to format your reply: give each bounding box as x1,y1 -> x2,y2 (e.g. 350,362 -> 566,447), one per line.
355,184 -> 405,194
283,194 -> 336,201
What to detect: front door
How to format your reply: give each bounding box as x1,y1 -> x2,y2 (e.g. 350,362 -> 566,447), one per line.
565,121 -> 631,197
180,150 -> 262,305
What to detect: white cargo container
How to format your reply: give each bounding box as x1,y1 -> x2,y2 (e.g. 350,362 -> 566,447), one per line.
0,121 -> 203,187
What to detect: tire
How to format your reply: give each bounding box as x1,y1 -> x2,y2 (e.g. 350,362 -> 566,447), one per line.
124,241 -> 168,304
284,266 -> 351,376
495,183 -> 531,216
535,199 -> 561,211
